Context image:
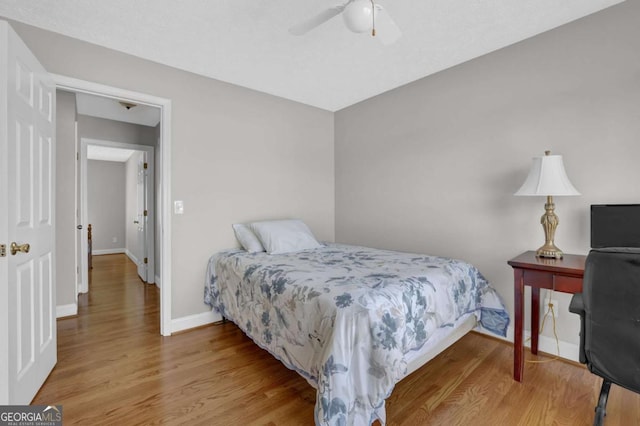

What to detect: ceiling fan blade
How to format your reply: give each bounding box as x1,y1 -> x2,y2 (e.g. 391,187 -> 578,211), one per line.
374,6 -> 402,45
289,5 -> 347,36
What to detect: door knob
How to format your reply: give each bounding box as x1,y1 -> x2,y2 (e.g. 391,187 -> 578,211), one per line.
10,242 -> 30,255
133,220 -> 140,224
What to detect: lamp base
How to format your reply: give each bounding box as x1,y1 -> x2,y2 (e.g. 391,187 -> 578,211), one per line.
536,244 -> 563,259
535,195 -> 564,259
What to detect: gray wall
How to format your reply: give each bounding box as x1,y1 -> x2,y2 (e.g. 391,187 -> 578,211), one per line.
55,90 -> 77,306
87,160 -> 126,251
11,20 -> 335,320
335,0 -> 640,346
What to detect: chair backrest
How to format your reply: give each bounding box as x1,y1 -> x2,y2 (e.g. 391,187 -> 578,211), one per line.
590,204 -> 640,248
583,247 -> 640,394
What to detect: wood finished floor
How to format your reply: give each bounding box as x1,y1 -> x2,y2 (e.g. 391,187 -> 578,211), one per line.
33,254 -> 640,425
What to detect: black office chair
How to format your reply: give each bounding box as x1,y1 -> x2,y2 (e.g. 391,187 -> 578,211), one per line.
569,247 -> 640,426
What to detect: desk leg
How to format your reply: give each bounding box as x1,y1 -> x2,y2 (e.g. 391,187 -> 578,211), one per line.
514,268 -> 524,382
531,287 -> 540,355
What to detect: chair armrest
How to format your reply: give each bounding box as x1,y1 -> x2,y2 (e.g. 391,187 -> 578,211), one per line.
569,293 -> 586,364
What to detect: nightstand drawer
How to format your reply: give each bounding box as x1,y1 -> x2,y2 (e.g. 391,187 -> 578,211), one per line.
554,275 -> 583,293
523,270 -> 553,288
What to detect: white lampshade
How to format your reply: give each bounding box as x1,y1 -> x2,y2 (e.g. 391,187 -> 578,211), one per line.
515,153 -> 580,196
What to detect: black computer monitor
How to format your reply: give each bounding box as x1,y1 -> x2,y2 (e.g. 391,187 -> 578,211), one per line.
591,204 -> 640,248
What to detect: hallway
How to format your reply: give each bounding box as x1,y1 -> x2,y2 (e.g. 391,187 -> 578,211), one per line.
32,254 -> 317,425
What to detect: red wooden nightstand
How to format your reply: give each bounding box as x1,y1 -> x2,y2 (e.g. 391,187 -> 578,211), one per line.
508,251 -> 586,382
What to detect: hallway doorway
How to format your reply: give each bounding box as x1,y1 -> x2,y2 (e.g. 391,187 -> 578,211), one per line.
81,140 -> 156,288
54,74 -> 173,336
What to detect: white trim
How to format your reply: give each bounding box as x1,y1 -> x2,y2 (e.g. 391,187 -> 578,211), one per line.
125,248 -> 139,265
56,303 -> 78,318
161,102 -> 172,335
93,248 -> 126,255
171,311 -> 221,334
475,325 -> 580,363
474,324 -> 514,344
81,138 -> 155,286
84,143 -> 155,282
73,120 -> 80,303
155,275 -> 161,289
53,73 -> 173,336
79,139 -> 89,294
138,149 -> 155,283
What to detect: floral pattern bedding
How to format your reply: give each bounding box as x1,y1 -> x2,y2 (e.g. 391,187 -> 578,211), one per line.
204,243 -> 509,425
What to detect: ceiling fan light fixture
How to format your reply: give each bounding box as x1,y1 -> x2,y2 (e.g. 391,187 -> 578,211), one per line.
289,0 -> 401,45
343,0 -> 374,33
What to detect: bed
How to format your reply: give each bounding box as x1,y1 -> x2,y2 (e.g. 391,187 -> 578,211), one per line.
204,242 -> 509,425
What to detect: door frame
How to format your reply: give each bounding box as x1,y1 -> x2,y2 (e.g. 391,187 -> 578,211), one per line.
53,74 -> 173,336
80,139 -> 155,288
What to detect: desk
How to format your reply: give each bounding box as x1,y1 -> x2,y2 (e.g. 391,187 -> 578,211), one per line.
508,251 -> 586,382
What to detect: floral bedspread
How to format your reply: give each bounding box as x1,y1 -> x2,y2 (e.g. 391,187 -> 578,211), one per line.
204,244 -> 509,425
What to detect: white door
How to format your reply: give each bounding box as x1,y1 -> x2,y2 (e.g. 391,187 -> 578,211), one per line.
0,21 -> 57,404
76,122 -> 87,294
136,152 -> 148,282
78,139 -> 89,294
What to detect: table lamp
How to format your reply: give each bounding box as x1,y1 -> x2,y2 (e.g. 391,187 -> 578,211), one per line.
515,150 -> 580,259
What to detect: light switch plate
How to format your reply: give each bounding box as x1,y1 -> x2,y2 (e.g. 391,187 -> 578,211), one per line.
174,200 -> 184,214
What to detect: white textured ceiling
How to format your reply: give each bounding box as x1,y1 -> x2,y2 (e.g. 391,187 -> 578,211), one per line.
0,0 -> 624,111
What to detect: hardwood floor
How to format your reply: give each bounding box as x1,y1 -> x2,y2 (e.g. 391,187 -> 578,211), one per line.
34,254 -> 640,425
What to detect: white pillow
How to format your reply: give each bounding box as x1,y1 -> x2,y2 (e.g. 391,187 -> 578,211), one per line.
232,223 -> 265,253
250,219 -> 322,254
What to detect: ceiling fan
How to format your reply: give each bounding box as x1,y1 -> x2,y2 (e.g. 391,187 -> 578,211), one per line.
289,0 -> 402,45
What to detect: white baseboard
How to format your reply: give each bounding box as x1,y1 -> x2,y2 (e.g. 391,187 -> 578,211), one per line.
170,310 -> 221,334
475,325 -> 579,363
124,250 -> 157,284
125,249 -> 139,265
56,303 -> 77,318
93,248 -> 125,255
